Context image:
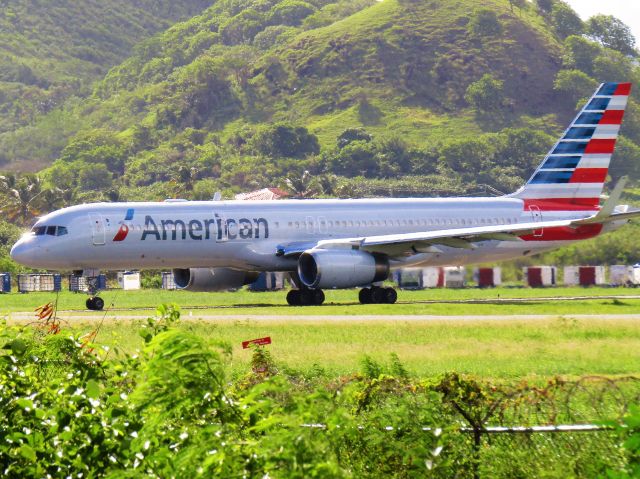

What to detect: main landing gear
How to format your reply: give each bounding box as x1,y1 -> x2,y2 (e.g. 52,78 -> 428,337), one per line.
86,297 -> 105,311
359,286 -> 397,304
286,288 -> 325,306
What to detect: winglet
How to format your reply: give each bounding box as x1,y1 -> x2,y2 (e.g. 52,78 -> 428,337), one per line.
578,176 -> 628,224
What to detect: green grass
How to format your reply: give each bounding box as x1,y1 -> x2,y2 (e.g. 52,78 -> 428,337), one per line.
20,315 -> 640,380
2,286 -> 640,314
3,287 -> 640,379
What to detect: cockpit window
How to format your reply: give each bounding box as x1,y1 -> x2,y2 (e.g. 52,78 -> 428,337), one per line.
32,225 -> 68,236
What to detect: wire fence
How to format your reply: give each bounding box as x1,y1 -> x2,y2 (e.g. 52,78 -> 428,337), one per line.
300,375 -> 640,478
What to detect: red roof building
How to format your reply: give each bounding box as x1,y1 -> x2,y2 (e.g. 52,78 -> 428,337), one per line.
235,187 -> 290,201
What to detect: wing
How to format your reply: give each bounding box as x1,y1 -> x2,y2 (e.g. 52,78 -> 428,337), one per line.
277,218 -> 577,258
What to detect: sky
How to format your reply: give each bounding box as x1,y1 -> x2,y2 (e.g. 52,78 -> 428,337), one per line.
565,0 -> 640,44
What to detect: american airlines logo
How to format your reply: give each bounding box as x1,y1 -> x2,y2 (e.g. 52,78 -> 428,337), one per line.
113,209 -> 134,242
141,214 -> 270,241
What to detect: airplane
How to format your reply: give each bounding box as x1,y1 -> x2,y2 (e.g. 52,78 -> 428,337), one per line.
10,82 -> 640,310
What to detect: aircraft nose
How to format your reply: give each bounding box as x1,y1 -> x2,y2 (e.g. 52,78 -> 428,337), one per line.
10,237 -> 38,267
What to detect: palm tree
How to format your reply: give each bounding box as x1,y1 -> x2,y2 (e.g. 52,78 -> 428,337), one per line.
1,175 -> 47,226
283,170 -> 318,198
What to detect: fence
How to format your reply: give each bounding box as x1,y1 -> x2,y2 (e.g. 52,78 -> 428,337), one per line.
300,375 -> 639,478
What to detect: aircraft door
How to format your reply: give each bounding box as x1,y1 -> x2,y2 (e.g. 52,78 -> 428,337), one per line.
528,205 -> 543,238
89,214 -> 106,246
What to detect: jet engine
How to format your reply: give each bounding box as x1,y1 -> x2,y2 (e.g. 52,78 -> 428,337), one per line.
298,249 -> 389,289
173,268 -> 259,292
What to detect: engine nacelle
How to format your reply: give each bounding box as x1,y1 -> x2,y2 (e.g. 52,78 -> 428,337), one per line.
298,249 -> 389,289
173,268 -> 259,292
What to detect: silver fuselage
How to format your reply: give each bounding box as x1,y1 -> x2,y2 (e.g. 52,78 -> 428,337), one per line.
10,197 -> 616,272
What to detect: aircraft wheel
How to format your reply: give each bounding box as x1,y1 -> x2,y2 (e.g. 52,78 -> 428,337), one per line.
87,297 -> 104,311
312,289 -> 325,306
359,288 -> 372,304
286,290 -> 301,306
93,297 -> 105,311
371,287 -> 387,304
384,288 -> 398,304
300,289 -> 315,306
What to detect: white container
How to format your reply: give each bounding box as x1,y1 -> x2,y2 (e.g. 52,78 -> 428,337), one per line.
423,267 -> 445,288
117,271 -> 141,290
444,267 -> 465,288
564,266 -> 580,286
610,265 -> 633,286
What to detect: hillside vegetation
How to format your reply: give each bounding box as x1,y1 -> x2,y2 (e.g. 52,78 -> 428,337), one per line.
1,0 -> 640,268
0,0 -> 211,165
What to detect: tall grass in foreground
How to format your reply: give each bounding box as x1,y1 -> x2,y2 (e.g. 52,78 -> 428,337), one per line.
1,305 -> 639,478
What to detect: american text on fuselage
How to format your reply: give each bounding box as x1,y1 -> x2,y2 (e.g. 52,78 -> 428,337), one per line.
140,214 -> 269,241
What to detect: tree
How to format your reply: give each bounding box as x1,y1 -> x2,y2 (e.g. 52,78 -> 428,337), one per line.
337,128 -> 372,149
551,2 -> 583,39
535,0 -> 553,14
587,15 -> 637,56
467,9 -> 503,37
251,123 -> 320,158
269,0 -> 316,27
553,69 -> 598,105
283,170 -> 318,198
464,74 -> 505,113
0,175 -> 47,226
563,35 -> 600,75
592,51 -> 633,84
508,0 -> 527,13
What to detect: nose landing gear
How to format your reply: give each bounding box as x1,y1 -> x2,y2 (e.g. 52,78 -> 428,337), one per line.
359,286 -> 397,304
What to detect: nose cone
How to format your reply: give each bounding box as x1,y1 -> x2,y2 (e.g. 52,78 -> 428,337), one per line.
10,237 -> 40,268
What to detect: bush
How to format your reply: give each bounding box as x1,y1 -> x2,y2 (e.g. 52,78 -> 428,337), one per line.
467,9 -> 503,37
465,74 -> 505,113
553,69 -> 598,105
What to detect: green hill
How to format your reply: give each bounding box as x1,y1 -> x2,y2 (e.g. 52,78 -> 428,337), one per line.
2,0 -> 640,269
3,0 -> 640,198
0,0 -> 211,158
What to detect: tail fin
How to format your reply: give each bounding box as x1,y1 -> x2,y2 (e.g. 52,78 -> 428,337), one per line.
512,82 -> 632,211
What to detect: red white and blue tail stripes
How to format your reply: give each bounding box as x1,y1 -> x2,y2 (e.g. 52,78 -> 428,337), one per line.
513,82 -> 631,211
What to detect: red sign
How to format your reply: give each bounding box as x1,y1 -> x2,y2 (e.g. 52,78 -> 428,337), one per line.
242,336 -> 272,349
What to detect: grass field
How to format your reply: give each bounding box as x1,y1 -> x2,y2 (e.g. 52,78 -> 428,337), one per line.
3,287 -> 640,380
26,315 -> 638,380
2,286 -> 640,315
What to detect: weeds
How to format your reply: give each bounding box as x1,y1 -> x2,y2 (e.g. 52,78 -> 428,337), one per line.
0,304 -> 637,478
